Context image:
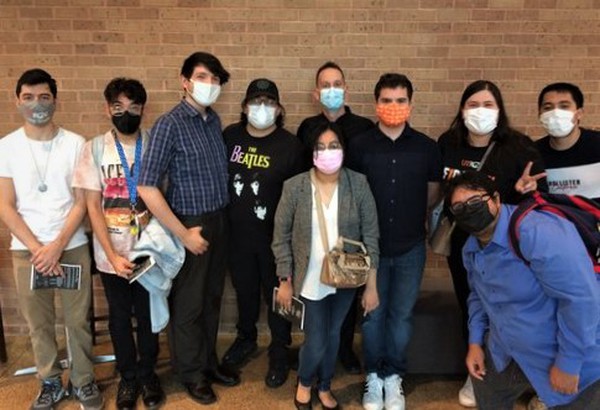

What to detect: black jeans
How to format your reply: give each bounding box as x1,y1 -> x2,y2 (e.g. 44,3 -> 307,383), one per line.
447,227 -> 470,346
169,210 -> 228,384
100,272 -> 159,383
228,237 -> 291,363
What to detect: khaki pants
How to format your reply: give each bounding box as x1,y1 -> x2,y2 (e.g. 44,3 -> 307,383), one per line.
12,244 -> 94,387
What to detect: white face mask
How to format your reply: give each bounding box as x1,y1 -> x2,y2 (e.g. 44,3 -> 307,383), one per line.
539,109 -> 576,138
463,107 -> 499,136
247,103 -> 277,130
189,80 -> 221,107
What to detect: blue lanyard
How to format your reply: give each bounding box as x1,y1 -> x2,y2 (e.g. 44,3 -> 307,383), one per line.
112,129 -> 142,210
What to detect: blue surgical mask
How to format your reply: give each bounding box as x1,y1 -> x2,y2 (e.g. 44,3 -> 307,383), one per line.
319,87 -> 345,112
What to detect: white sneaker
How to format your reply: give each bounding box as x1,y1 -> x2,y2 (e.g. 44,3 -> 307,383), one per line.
458,376 -> 477,408
363,372 -> 384,410
383,374 -> 405,410
527,395 -> 548,410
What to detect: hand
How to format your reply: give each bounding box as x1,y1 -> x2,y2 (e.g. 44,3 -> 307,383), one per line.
466,344 -> 487,381
276,280 -> 293,311
109,254 -> 135,279
514,161 -> 547,194
31,240 -> 64,276
361,284 -> 379,315
182,226 -> 209,255
550,365 -> 579,395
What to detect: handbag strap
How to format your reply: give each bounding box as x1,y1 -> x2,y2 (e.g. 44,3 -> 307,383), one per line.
310,169 -> 332,254
337,236 -> 367,254
476,141 -> 495,171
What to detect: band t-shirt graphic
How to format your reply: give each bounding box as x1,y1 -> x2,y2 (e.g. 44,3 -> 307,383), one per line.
72,131 -> 150,274
224,124 -> 304,241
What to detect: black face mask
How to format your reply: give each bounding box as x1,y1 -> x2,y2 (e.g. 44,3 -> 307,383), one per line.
112,112 -> 142,135
453,200 -> 496,234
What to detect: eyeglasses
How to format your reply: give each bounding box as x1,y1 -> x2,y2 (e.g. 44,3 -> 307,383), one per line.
450,194 -> 491,215
316,141 -> 342,151
247,97 -> 278,107
110,103 -> 143,116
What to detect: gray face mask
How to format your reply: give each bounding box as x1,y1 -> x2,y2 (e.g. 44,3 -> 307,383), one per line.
18,101 -> 56,125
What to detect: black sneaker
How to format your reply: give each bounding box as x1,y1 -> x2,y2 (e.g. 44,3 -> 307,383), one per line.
265,361 -> 289,388
116,379 -> 139,410
141,375 -> 165,409
30,376 -> 67,410
221,337 -> 258,367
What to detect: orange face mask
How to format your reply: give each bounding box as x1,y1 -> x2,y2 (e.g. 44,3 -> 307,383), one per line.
376,103 -> 411,127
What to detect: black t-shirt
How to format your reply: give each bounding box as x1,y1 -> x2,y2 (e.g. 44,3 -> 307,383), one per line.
536,128 -> 600,201
224,123 -> 305,242
297,106 -> 374,167
438,132 -> 547,205
347,124 -> 443,256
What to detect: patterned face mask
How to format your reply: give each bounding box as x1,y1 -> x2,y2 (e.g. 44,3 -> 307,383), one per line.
376,103 -> 411,127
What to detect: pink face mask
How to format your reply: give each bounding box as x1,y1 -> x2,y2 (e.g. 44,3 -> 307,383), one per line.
313,149 -> 343,174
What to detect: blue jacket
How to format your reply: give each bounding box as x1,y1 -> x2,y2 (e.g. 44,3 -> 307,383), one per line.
130,218 -> 185,333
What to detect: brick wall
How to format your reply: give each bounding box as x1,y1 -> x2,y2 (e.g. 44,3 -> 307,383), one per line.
1,0 -> 600,335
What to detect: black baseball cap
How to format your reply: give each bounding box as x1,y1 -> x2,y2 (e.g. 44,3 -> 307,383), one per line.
245,78 -> 279,103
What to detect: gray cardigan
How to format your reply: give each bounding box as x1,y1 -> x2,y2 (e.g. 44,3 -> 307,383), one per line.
272,167 -> 380,296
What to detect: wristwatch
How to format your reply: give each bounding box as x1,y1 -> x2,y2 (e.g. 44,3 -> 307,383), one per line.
278,276 -> 290,283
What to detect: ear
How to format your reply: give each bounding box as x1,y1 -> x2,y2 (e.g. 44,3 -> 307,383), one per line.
312,88 -> 320,104
181,75 -> 191,93
574,107 -> 584,123
104,103 -> 112,120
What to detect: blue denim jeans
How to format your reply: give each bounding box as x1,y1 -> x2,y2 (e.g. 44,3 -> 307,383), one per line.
298,289 -> 355,391
362,241 -> 426,378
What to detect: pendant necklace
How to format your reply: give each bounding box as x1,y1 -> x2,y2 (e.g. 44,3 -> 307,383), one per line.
26,127 -> 57,193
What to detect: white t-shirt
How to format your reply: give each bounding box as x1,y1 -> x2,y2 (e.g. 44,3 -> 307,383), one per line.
72,131 -> 151,274
301,184 -> 338,301
0,127 -> 87,251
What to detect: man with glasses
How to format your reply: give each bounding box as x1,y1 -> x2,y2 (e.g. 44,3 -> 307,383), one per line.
447,171 -> 600,410
73,78 -> 164,410
220,78 -> 304,388
138,52 -> 239,405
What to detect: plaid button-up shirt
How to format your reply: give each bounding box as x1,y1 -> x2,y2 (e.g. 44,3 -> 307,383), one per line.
139,99 -> 229,216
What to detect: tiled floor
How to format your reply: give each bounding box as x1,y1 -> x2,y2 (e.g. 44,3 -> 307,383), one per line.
0,334 -> 531,409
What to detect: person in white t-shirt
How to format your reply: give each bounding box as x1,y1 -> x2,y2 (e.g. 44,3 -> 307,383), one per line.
72,78 -> 164,410
0,68 -> 103,410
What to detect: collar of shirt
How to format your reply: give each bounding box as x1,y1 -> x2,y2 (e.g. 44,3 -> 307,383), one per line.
180,98 -> 216,120
373,122 -> 416,142
463,204 -> 513,254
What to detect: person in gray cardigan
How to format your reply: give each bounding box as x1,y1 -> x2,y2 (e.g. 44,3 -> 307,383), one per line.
273,122 -> 380,410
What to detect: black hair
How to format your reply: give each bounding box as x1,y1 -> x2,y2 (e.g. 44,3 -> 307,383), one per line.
315,61 -> 345,86
445,171 -> 498,205
180,51 -> 230,85
538,82 -> 584,109
374,73 -> 413,101
16,68 -> 57,98
307,122 -> 346,153
103,77 -> 147,105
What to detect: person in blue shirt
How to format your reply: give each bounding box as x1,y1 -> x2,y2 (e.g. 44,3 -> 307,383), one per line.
446,171 -> 600,410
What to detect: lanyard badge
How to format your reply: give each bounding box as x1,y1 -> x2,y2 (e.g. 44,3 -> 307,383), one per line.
113,130 -> 142,238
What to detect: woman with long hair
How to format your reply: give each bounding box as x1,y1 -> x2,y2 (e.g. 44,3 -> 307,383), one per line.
437,80 -> 546,408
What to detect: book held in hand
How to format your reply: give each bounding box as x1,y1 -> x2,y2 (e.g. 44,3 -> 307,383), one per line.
272,287 -> 305,330
30,264 -> 82,290
128,255 -> 156,284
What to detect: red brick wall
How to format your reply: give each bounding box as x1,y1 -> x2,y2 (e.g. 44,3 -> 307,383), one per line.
1,0 -> 600,334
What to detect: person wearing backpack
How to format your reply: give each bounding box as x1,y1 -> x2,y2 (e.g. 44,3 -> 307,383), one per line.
73,78 -> 164,410
446,170 -> 600,410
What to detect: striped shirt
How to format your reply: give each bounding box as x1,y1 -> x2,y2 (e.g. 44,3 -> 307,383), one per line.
139,99 -> 229,216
